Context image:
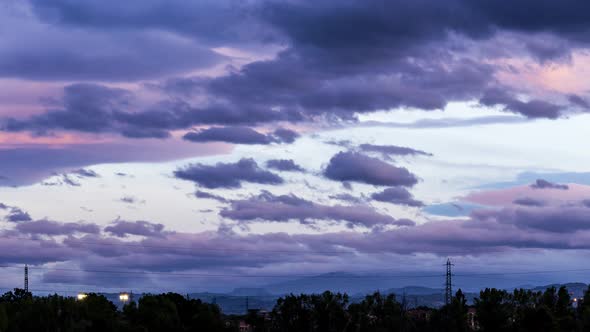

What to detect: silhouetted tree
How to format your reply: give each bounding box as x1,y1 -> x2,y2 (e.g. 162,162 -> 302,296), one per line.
474,288 -> 512,332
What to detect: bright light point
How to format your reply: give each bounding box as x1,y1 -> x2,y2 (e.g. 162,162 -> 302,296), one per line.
119,293 -> 130,302
77,293 -> 87,301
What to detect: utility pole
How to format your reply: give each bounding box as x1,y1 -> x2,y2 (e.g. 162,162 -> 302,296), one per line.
24,264 -> 29,293
246,296 -> 249,313
445,258 -> 453,306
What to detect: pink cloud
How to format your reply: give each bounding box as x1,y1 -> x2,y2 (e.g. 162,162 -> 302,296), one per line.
463,183 -> 590,206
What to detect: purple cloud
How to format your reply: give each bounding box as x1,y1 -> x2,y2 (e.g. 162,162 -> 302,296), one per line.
6,208 -> 32,222
371,187 -> 424,207
359,144 -> 432,157
324,152 -> 418,187
530,179 -> 569,190
70,168 -> 100,178
220,191 -> 414,228
266,159 -> 305,172
174,158 -> 283,189
195,190 -> 228,203
328,193 -> 364,204
471,206 -> 590,234
480,88 -> 564,119
104,220 -> 168,238
513,197 -> 546,207
16,220 -> 100,235
183,126 -> 299,145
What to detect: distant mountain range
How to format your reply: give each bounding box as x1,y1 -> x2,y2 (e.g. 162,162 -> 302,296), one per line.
94,273 -> 590,315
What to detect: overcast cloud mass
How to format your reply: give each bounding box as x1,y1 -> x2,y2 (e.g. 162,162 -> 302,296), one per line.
1,0 -> 590,293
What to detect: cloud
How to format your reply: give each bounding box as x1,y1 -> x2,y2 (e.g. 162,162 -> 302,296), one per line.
119,196 -> 145,204
265,159 -> 305,172
16,220 -> 100,235
359,144 -> 433,157
28,0 -> 270,46
104,220 -> 168,238
371,187 -> 424,207
0,140 -> 228,187
195,190 -> 228,203
513,197 -> 546,207
480,88 -> 565,119
471,206 -> 590,234
328,193 -> 365,204
531,179 -> 569,190
324,152 -> 418,187
0,6 -> 223,81
6,207 -> 32,222
70,168 -> 100,178
220,191 -> 414,228
174,158 -> 283,189
183,126 -> 299,145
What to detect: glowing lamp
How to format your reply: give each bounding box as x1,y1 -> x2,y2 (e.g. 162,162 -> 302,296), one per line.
119,293 -> 130,302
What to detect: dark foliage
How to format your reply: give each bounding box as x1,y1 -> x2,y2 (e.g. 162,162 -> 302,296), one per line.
1,285 -> 590,331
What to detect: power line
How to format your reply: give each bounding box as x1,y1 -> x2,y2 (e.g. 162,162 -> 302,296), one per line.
0,265 -> 445,279
0,264 -> 589,280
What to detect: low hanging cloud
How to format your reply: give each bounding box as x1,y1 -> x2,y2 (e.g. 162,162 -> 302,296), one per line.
183,126 -> 299,145
104,220 -> 168,238
174,158 -> 284,189
220,191 -> 415,228
371,187 -> 424,207
324,152 -> 418,187
530,179 -> 569,190
265,159 -> 305,172
471,205 -> 590,234
16,219 -> 100,235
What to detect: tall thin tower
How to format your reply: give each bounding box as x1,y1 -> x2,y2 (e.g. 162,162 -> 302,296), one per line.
24,264 -> 29,293
444,258 -> 453,306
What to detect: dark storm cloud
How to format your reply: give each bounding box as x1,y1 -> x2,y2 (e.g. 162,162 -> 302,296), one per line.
265,159 -> 305,172
104,220 -> 168,238
1,83 -> 303,139
371,187 -> 424,207
28,0 -> 271,45
183,126 -> 299,145
324,152 -> 418,187
359,144 -> 433,157
0,15 -> 223,81
220,191 -> 414,228
174,158 -> 283,189
530,179 -> 569,190
5,0 -> 589,141
16,220 -> 100,235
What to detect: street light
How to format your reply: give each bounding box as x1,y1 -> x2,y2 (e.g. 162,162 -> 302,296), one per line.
119,292 -> 130,303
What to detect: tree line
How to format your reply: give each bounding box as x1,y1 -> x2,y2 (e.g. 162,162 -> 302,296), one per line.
1,285 -> 590,331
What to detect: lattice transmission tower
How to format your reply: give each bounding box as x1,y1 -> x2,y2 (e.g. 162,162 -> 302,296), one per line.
445,258 -> 453,306
24,264 -> 29,293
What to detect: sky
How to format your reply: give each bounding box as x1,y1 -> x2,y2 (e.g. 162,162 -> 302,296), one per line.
2,0 -> 590,294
